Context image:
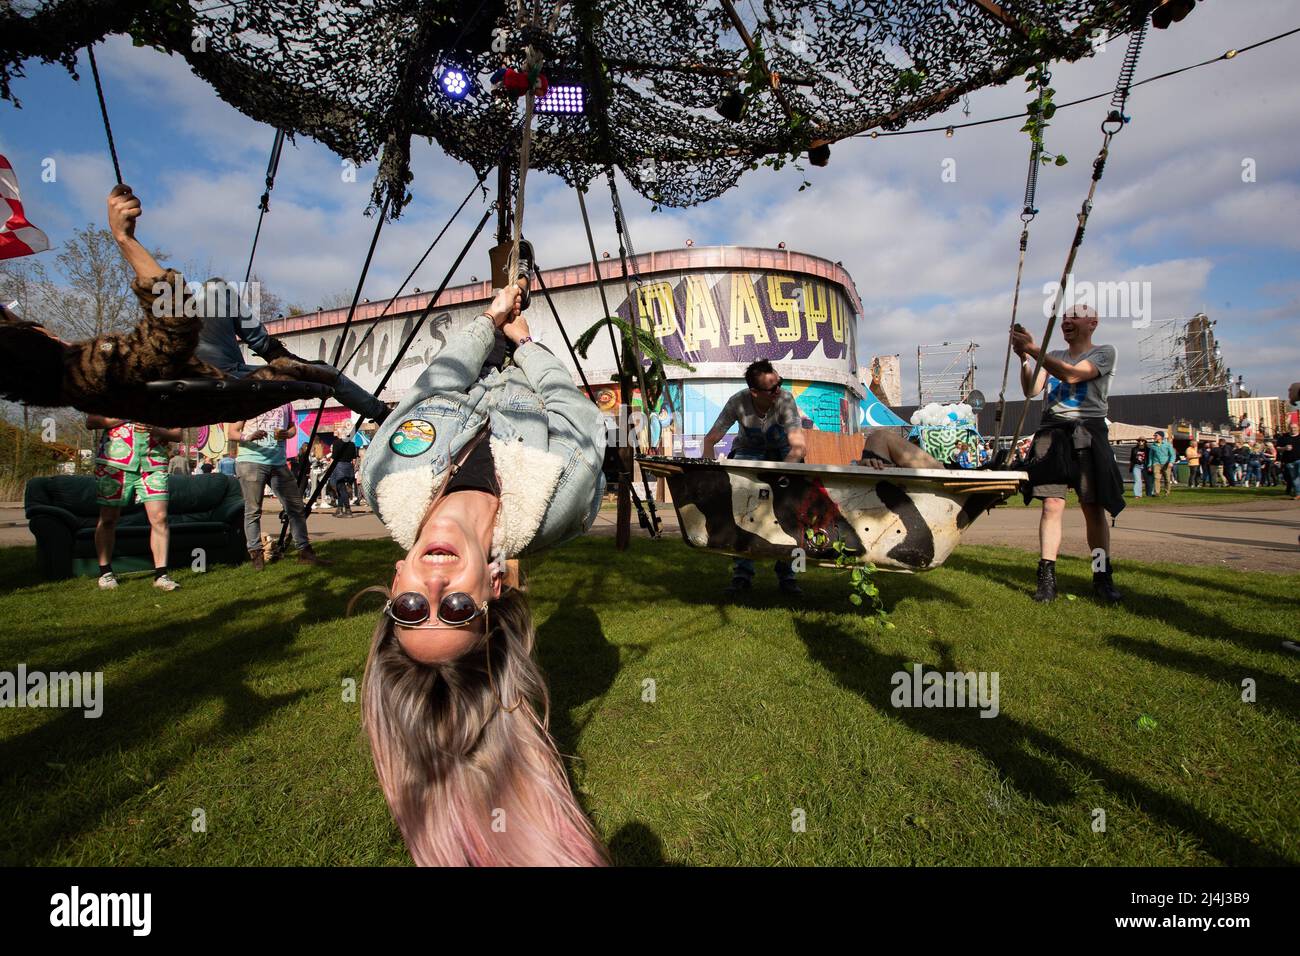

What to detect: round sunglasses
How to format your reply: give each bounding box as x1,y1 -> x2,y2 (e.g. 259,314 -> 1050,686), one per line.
385,590 -> 489,629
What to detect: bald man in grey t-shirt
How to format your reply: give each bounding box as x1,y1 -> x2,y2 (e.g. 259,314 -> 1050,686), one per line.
1012,305 -> 1124,605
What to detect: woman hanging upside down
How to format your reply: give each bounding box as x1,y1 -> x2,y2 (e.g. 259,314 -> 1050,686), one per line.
0,186 -> 337,426
352,279 -> 608,866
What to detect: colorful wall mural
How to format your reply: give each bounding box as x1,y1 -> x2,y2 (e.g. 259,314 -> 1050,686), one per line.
291,407 -> 353,456
787,380 -> 853,434
194,423 -> 228,460
586,381 -> 683,457
592,378 -> 855,458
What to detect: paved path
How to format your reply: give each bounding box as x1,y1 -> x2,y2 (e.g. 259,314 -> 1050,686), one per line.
959,499 -> 1299,573
4,498 -> 1296,572
582,500 -> 1300,573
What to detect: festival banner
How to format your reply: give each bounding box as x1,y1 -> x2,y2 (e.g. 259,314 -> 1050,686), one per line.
615,272 -> 854,365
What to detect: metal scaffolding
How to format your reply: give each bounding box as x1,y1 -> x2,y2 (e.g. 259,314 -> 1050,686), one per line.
1139,313 -> 1232,393
916,341 -> 978,406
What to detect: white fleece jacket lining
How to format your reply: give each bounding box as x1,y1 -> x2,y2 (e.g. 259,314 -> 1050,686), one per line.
372,437 -> 566,556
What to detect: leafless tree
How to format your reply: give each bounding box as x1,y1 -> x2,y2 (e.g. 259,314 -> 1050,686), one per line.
318,289 -> 356,311
10,225 -> 168,342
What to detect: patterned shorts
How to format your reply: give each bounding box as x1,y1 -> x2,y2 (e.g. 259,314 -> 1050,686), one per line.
95,465 -> 169,507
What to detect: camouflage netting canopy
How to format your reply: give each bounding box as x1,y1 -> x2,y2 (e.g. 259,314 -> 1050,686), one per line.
1,1 -> 1177,217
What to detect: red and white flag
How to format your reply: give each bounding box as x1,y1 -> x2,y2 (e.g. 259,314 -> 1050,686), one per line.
0,153 -> 51,261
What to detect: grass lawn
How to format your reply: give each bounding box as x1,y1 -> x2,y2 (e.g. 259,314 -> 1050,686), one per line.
0,536 -> 1296,866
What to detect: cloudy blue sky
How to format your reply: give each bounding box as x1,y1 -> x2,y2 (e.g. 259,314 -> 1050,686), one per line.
2,0 -> 1297,401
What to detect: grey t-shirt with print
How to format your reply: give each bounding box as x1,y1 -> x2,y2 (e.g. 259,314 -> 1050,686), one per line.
1042,344 -> 1116,420
711,388 -> 802,455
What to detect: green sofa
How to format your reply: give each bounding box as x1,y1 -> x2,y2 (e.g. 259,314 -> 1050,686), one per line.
25,473 -> 248,579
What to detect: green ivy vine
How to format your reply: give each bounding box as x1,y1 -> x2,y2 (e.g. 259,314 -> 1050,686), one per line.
1021,63 -> 1068,167
832,540 -> 893,628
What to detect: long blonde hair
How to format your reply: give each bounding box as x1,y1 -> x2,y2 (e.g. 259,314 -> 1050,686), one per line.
358,585 -> 608,866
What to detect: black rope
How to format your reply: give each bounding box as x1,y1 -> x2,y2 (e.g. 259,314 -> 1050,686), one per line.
285,205 -> 494,536
603,171 -> 663,535
284,194 -> 391,531
372,207 -> 493,397
1006,21 -> 1149,456
575,186 -> 625,375
573,185 -> 660,540
533,261 -> 658,537
86,46 -> 122,184
243,128 -> 286,285
340,169 -> 491,371
991,66 -> 1047,450
532,265 -> 595,398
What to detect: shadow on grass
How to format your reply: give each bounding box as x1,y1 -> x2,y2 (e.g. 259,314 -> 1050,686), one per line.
947,552 -> 1294,655
536,598 -> 621,761
607,820 -> 681,867
536,536 -> 975,621
790,615 -> 1293,865
1105,634 -> 1300,720
1132,530 -> 1298,552
0,546 -> 67,595
1177,512 -> 1300,529
1104,561 -> 1300,604
0,540 -> 391,864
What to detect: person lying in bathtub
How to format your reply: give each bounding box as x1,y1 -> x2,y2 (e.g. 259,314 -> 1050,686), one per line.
857,428 -> 944,470
352,281 -> 609,867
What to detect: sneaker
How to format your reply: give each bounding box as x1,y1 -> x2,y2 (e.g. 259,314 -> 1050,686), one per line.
778,578 -> 803,597
723,576 -> 753,597
1032,560 -> 1057,603
514,238 -> 535,309
97,572 -> 119,590
153,574 -> 181,592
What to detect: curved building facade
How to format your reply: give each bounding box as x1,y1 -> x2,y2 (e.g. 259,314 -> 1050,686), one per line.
264,245 -> 864,457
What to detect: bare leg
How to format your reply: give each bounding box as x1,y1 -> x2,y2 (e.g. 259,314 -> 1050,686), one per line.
1080,502 -> 1110,561
144,499 -> 170,568
95,506 -> 120,566
1038,496 -> 1065,561
859,428 -> 943,469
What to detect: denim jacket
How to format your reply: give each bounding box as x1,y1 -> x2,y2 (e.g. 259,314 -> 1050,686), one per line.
362,315 -> 606,556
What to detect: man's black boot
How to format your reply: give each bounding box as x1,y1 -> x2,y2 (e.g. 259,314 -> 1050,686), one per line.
723,576 -> 752,597
1033,559 -> 1057,602
1093,561 -> 1123,604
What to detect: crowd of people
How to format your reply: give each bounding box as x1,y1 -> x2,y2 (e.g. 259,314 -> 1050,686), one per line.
1125,425 -> 1300,497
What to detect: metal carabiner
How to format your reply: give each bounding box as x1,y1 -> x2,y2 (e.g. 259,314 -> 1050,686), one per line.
1100,110 -> 1126,135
